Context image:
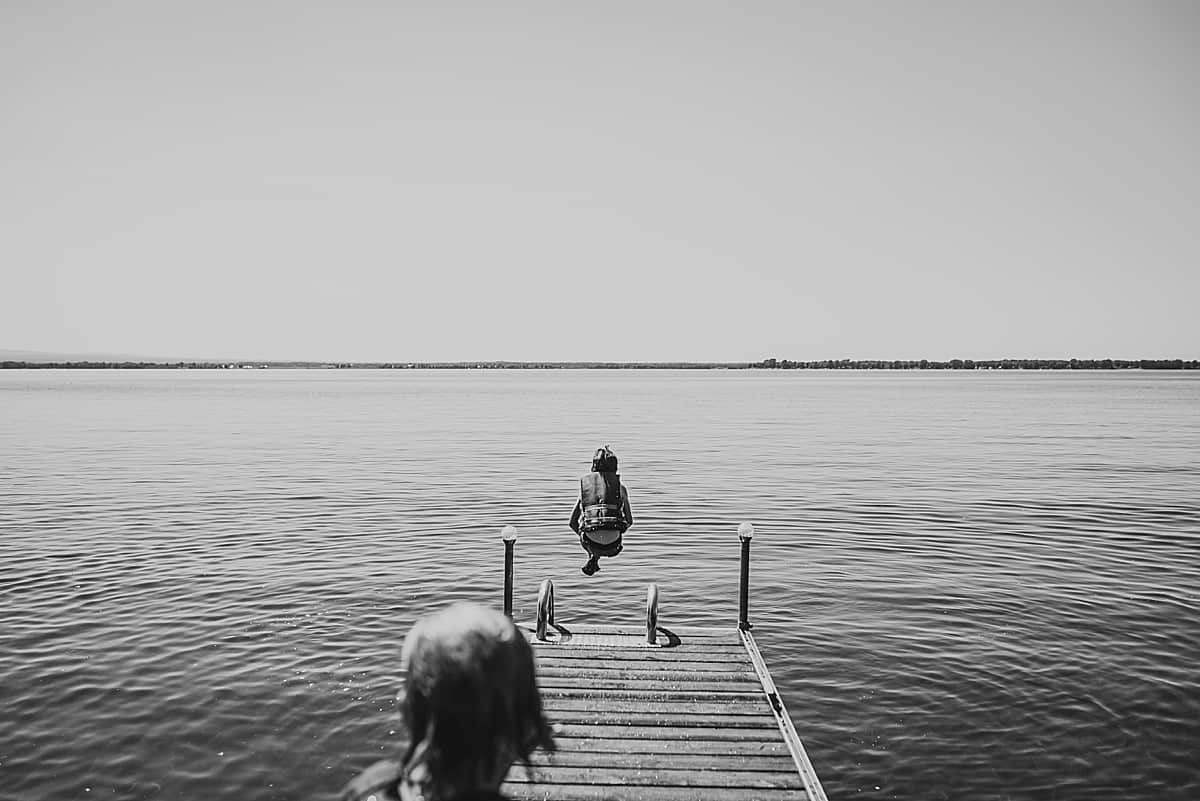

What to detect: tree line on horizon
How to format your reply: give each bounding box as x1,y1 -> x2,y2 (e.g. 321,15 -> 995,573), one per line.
752,358 -> 1198,370
3,358 -> 1198,370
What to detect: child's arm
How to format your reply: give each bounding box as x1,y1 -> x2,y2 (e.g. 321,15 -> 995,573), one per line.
569,499 -> 582,533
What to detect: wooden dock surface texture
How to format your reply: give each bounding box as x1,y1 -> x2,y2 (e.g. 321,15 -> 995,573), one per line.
503,623 -> 827,801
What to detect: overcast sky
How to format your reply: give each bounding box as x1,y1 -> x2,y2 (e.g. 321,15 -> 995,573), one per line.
2,2 -> 1197,361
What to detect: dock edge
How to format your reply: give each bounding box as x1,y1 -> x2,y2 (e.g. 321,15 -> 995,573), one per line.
741,628 -> 829,801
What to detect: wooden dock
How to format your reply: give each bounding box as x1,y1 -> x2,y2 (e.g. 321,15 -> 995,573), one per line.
503,624 -> 826,801
497,525 -> 827,801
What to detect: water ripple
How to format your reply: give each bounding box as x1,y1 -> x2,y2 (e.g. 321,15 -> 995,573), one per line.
2,370 -> 1198,800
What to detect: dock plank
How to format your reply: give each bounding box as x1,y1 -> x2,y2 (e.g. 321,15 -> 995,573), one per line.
552,723 -> 792,742
526,624 -> 736,638
541,674 -> 760,689
521,625 -> 743,643
544,698 -> 773,716
503,784 -> 806,801
542,685 -> 758,695
543,710 -> 779,728
505,765 -> 802,789
527,750 -> 798,772
531,646 -> 750,662
530,635 -> 749,650
537,661 -> 758,678
544,736 -> 788,756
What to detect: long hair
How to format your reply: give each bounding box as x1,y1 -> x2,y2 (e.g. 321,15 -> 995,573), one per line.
396,603 -> 555,801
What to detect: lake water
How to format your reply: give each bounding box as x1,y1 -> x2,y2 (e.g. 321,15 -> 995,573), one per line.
2,369 -> 1198,801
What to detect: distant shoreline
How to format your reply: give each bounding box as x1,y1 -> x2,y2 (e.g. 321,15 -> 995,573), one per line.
3,358 -> 1198,370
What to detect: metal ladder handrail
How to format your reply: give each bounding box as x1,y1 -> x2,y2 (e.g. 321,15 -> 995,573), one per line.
500,526 -> 683,645
535,578 -> 555,640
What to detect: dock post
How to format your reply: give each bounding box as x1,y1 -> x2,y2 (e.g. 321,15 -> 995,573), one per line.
738,522 -> 754,630
501,525 -> 518,617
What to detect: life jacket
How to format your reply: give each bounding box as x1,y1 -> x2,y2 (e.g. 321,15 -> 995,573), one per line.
579,472 -> 627,534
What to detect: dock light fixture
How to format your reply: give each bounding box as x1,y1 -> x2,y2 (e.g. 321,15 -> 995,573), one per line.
738,521 -> 755,541
501,525 -> 518,543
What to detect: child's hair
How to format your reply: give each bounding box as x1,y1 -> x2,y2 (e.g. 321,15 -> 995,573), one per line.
591,446 -> 618,473
397,603 -> 555,800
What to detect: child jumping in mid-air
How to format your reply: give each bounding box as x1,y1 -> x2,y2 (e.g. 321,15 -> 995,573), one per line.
568,446 -> 633,576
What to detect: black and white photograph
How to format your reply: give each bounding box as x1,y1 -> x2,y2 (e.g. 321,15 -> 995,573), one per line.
2,3 -> 1198,800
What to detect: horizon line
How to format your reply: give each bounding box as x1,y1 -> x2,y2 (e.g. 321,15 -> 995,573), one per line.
4,357 -> 1199,371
